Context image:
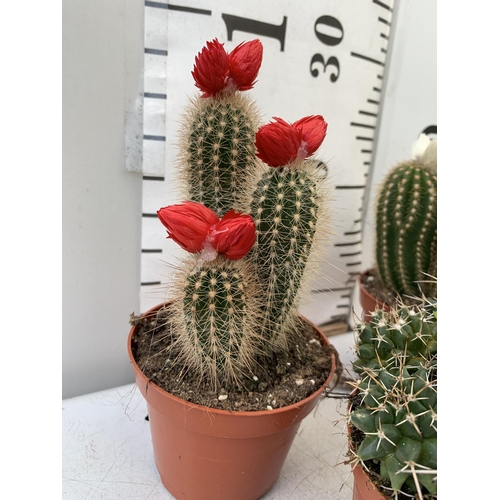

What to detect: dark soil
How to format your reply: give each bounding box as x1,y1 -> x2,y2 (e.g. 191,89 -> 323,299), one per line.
130,307 -> 342,412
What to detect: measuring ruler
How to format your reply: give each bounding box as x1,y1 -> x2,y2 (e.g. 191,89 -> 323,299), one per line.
138,0 -> 395,326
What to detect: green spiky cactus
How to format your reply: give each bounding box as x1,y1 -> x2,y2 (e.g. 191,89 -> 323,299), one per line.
249,161 -> 326,345
375,160 -> 437,299
179,92 -> 261,217
349,304 -> 437,499
169,256 -> 263,389
155,39 -> 332,390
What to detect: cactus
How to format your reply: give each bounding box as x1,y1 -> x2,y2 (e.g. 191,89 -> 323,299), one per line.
250,159 -> 327,346
375,138 -> 437,299
179,93 -> 261,216
168,256 -> 264,389
154,39 -> 331,390
349,303 -> 437,499
177,39 -> 262,217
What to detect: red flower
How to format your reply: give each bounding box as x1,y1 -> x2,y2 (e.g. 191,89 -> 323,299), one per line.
157,202 -> 218,253
292,115 -> 328,158
157,203 -> 255,261
255,115 -> 327,168
191,39 -> 230,98
192,38 -> 263,97
212,210 -> 256,260
228,40 -> 263,92
255,118 -> 302,167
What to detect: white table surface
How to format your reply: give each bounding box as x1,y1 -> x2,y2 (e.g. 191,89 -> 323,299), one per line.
62,333 -> 357,500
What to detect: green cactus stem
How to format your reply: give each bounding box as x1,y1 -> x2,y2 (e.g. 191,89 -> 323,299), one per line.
350,305 -> 437,498
178,93 -> 261,217
249,161 -> 327,346
375,162 -> 437,298
168,256 -> 264,389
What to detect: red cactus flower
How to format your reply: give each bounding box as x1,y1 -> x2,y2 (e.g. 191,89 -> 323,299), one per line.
255,118 -> 302,167
228,40 -> 263,92
192,38 -> 263,97
212,210 -> 256,260
255,115 -> 327,168
158,203 -> 255,261
292,115 -> 328,158
157,202 -> 218,253
191,39 -> 230,98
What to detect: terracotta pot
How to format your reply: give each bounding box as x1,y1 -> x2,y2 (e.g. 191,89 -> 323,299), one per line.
348,394 -> 388,500
352,463 -> 387,500
127,303 -> 336,500
358,271 -> 390,322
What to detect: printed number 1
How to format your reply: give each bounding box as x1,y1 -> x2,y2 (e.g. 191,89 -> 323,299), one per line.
222,14 -> 287,52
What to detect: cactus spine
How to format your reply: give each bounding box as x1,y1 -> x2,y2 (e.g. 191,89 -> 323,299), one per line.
169,256 -> 263,389
375,161 -> 437,298
350,304 -> 437,498
180,93 -> 261,216
250,161 -> 325,345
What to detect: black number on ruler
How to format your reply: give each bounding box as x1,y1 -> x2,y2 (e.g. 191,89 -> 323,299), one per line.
222,14 -> 287,51
310,54 -> 340,82
314,16 -> 343,45
310,15 -> 343,82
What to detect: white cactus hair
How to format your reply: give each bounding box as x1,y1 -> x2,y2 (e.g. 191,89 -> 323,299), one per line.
165,254 -> 266,390
177,92 -> 264,215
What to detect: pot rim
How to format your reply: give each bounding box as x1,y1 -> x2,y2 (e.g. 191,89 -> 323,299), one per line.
358,270 -> 391,311
127,302 -> 337,418
358,269 -> 380,303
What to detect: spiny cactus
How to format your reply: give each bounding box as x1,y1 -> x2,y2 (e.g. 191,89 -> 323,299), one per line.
375,137 -> 437,299
349,304 -> 437,499
155,39 -> 331,390
168,256 -> 264,389
177,39 -> 263,217
250,159 -> 327,345
179,93 -> 261,216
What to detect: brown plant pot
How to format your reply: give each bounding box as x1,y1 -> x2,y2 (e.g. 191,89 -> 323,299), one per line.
358,271 -> 390,322
352,463 -> 388,500
127,303 -> 337,500
347,399 -> 388,500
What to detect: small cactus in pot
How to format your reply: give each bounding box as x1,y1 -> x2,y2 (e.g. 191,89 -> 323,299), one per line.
364,135 -> 437,310
347,301 -> 437,499
153,39 -> 333,390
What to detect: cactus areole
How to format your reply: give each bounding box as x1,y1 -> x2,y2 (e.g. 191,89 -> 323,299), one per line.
127,38 -> 338,500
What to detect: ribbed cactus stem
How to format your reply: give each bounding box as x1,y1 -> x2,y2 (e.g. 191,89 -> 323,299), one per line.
250,161 -> 324,344
170,256 -> 263,389
375,162 -> 437,298
351,304 -> 437,497
179,93 -> 260,216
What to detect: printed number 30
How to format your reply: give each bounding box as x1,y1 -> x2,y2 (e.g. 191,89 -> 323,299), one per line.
310,15 -> 344,83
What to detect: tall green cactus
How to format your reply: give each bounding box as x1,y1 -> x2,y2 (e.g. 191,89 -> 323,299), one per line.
169,256 -> 263,389
155,39 -> 331,390
179,93 -> 261,216
349,304 -> 437,498
249,161 -> 326,345
375,160 -> 437,298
